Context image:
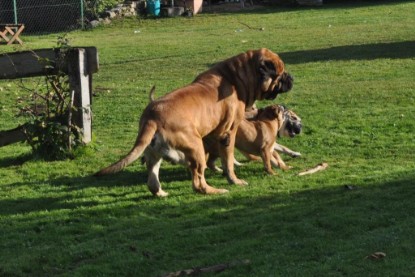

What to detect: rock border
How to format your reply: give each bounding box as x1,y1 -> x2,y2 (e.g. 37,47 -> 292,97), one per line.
87,1 -> 141,29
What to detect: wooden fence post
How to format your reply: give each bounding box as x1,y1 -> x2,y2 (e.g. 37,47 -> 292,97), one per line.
67,48 -> 92,144
0,47 -> 98,147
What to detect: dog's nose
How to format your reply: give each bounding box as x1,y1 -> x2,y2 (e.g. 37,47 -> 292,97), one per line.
285,73 -> 294,91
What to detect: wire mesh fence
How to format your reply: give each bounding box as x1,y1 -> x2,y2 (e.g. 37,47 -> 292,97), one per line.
0,0 -> 107,34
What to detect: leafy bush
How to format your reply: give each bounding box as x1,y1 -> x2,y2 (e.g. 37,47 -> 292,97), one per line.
17,36 -> 84,160
84,0 -> 123,19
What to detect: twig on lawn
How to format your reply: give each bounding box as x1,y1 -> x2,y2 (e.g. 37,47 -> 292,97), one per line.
365,252 -> 386,260
298,162 -> 328,176
238,21 -> 265,31
161,259 -> 251,277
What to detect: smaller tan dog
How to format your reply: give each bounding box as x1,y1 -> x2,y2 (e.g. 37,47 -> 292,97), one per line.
235,105 -> 302,167
205,104 -> 301,175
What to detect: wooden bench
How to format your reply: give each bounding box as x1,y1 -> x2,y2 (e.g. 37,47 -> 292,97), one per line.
0,24 -> 25,45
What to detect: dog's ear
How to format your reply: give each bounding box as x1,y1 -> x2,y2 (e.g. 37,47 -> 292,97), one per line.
274,105 -> 285,117
259,60 -> 277,79
259,105 -> 280,120
259,60 -> 277,92
276,105 -> 285,123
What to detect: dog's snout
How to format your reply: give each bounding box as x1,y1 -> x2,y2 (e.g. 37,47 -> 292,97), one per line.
293,122 -> 302,134
284,73 -> 294,92
275,72 -> 294,94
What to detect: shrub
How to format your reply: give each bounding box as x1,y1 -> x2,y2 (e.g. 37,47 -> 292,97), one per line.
17,36 -> 84,160
84,0 -> 123,19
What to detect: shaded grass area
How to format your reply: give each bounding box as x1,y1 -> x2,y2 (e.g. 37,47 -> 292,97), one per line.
1,171 -> 414,276
280,41 -> 415,63
1,0 -> 415,276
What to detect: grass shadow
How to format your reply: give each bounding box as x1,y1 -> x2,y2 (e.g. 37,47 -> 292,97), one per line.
280,41 -> 415,64
0,152 -> 33,168
50,164 -> 192,190
203,0 -> 413,15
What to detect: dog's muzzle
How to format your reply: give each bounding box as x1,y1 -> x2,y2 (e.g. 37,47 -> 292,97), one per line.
265,72 -> 294,100
286,119 -> 302,138
275,72 -> 294,94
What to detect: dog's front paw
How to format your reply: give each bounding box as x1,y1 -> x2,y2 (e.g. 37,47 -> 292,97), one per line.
201,186 -> 229,194
225,171 -> 248,186
280,165 -> 293,171
266,169 -> 278,175
153,189 -> 169,197
233,178 -> 248,186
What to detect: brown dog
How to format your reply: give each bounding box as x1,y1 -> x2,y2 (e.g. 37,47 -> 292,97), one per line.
147,88 -> 301,173
205,105 -> 300,175
95,48 -> 293,196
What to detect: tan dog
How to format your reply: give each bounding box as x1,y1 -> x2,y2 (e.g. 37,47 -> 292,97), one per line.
95,48 -> 293,196
231,107 -> 302,172
205,105 -> 300,175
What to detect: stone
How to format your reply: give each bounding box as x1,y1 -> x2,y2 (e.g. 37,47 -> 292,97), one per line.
105,11 -> 117,18
88,20 -> 100,28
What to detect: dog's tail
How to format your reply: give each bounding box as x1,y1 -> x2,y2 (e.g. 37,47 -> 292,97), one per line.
149,85 -> 156,102
94,121 -> 157,176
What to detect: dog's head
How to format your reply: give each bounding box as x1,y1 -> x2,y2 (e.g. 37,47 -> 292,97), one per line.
256,104 -> 285,125
257,49 -> 294,100
278,108 -> 302,138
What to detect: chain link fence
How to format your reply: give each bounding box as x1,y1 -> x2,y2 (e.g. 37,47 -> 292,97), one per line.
0,0 -> 120,34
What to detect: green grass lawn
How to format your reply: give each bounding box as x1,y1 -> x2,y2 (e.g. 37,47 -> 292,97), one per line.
1,1 -> 415,276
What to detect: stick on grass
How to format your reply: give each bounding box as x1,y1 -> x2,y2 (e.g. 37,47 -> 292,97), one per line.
298,162 -> 328,176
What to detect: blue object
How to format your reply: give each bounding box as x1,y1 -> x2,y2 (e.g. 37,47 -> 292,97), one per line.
147,0 -> 161,16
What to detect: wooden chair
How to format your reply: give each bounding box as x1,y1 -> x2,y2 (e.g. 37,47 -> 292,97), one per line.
0,24 -> 25,45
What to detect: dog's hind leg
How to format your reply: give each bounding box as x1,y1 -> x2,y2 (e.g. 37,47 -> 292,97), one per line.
206,154 -> 223,173
185,139 -> 229,195
145,152 -> 168,197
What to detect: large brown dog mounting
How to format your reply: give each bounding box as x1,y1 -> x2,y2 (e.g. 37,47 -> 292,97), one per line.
95,48 -> 293,196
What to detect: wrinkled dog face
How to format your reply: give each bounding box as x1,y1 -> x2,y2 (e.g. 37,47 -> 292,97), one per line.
258,50 -> 294,100
279,109 -> 302,138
